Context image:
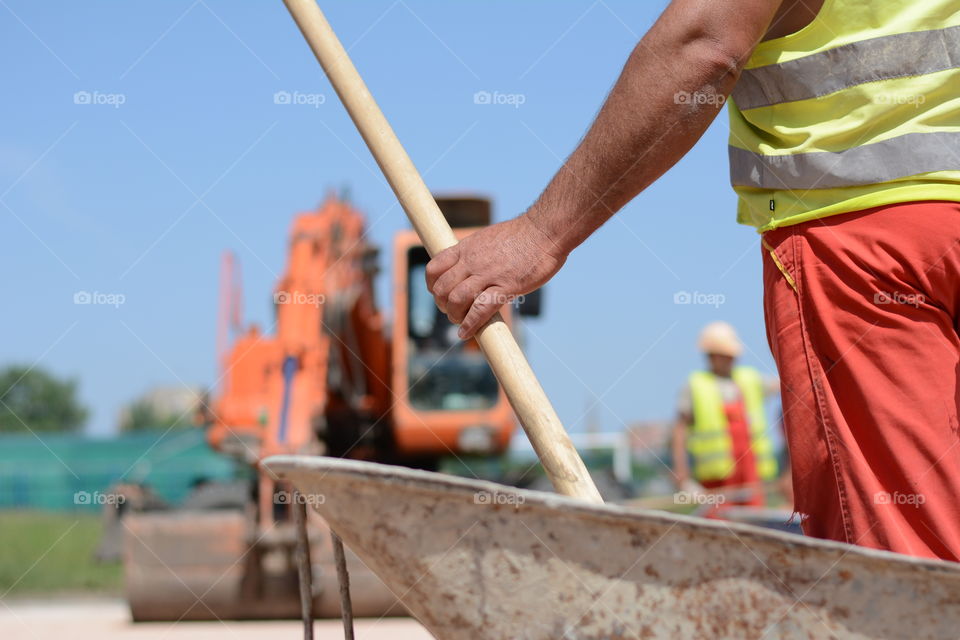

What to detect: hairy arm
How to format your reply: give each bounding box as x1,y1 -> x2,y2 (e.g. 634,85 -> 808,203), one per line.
428,0 -> 785,338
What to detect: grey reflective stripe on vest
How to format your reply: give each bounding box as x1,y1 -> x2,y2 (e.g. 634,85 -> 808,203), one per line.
733,25 -> 960,110
729,131 -> 960,190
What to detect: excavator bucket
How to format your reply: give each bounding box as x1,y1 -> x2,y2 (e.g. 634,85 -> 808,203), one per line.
264,455 -> 960,640
123,510 -> 251,621
122,508 -> 403,621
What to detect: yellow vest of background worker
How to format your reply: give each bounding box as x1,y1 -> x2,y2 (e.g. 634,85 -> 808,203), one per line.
686,366 -> 778,483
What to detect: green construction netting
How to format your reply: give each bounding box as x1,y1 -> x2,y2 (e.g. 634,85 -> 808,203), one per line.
0,429 -> 242,511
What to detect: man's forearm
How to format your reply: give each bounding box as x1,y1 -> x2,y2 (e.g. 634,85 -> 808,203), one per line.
526,0 -> 781,255
424,0 -> 784,338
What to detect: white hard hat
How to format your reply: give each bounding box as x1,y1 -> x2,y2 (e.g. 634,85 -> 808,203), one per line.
698,321 -> 742,357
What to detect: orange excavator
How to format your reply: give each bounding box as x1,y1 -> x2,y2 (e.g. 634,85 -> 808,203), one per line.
122,193 -> 536,621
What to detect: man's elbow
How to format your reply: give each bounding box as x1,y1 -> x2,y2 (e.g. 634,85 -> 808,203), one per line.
681,37 -> 750,93
664,0 -> 775,91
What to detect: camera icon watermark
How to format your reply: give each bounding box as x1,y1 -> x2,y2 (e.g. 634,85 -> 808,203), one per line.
473,90 -> 526,109
74,290 -> 126,308
474,490 -> 525,506
273,90 -> 326,108
73,90 -> 126,109
274,291 -> 326,307
673,290 -> 726,308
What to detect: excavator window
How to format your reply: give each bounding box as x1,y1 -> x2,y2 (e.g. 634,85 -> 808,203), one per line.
406,247 -> 498,411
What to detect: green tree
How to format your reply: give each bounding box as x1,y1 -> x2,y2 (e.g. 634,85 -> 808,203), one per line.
120,399 -> 187,432
0,365 -> 88,433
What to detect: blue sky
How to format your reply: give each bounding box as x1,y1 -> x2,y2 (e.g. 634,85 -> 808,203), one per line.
0,0 -> 775,438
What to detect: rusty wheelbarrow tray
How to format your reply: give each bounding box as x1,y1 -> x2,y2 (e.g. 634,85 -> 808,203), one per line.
264,455 -> 960,640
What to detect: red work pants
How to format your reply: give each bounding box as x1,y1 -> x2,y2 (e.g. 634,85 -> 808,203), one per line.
763,200 -> 960,561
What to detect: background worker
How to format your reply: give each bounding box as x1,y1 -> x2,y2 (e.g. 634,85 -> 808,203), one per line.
426,0 -> 960,561
672,322 -> 781,507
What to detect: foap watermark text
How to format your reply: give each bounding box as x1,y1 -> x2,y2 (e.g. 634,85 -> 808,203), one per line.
274,291 -> 326,307
473,90 -> 526,108
75,491 -> 125,506
274,90 -> 326,108
74,90 -> 125,108
275,490 -> 326,506
474,490 -> 525,506
674,290 -> 726,308
74,291 -> 125,308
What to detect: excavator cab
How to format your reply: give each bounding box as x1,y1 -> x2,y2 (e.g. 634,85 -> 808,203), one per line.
405,244 -> 498,411
389,196 -> 517,459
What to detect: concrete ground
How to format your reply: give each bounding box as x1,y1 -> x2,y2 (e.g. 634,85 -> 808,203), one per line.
0,598 -> 434,640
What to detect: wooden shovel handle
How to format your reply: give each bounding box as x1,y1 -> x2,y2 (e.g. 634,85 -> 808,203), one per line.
281,0 -> 603,503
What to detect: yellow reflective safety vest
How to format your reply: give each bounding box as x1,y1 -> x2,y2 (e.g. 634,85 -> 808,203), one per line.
686,367 -> 778,482
728,0 -> 960,231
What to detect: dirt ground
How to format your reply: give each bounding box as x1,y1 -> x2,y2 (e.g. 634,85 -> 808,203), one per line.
0,598 -> 434,640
